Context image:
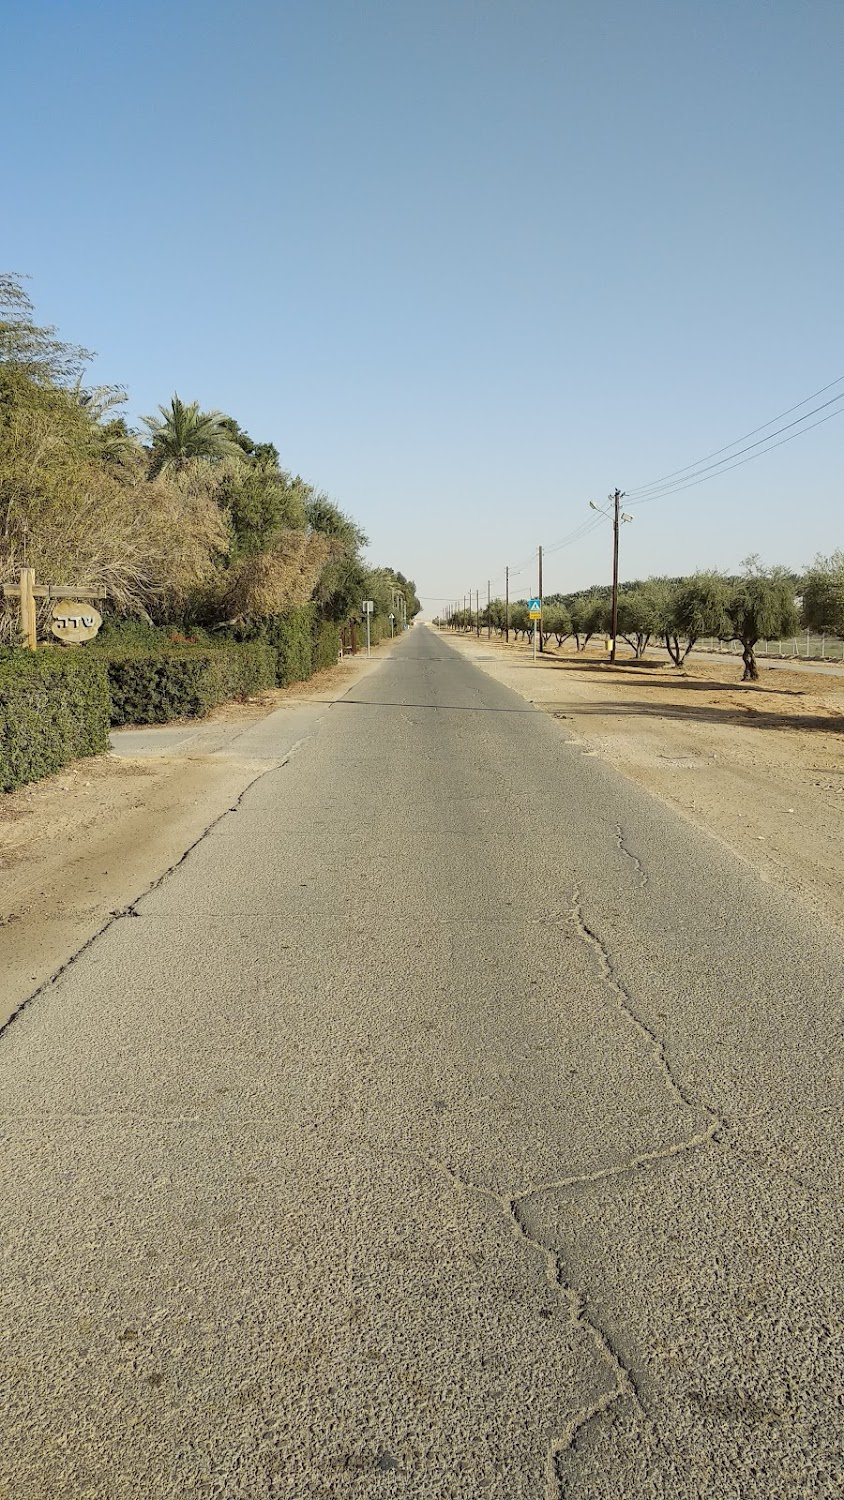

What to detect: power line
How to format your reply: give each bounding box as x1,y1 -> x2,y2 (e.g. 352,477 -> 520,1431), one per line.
629,390 -> 844,503
629,402 -> 844,507
627,376 -> 844,501
542,513 -> 608,557
436,373 -> 843,604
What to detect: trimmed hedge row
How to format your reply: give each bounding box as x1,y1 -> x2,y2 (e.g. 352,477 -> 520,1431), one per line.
238,605 -> 340,686
101,642 -> 276,726
1,612 -> 345,790
312,619 -> 341,673
0,650 -> 111,792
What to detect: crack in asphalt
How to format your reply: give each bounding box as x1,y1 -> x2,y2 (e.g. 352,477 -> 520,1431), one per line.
615,823 -> 648,888
427,1157 -> 644,1499
428,1113 -> 723,1496
513,1122 -> 723,1202
0,729 -> 322,1050
569,885 -> 720,1123
428,873 -> 733,1495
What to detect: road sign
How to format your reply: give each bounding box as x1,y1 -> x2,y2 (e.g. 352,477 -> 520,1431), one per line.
528,598 -> 542,619
362,600 -> 374,614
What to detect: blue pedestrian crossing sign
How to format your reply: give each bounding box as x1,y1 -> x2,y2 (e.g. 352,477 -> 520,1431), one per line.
528,598 -> 542,619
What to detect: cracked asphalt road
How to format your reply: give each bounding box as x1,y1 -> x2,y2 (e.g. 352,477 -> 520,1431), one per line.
1,625 -> 842,1497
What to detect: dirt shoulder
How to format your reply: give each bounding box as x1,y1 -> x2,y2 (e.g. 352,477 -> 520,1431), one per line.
0,646 -> 387,1029
442,628 -> 844,933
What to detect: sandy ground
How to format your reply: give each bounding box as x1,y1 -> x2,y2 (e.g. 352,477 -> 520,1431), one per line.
0,647 -> 386,1027
443,629 -> 844,934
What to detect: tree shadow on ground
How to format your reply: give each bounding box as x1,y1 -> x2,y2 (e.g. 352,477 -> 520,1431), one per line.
490,654 -> 813,699
547,699 -> 844,734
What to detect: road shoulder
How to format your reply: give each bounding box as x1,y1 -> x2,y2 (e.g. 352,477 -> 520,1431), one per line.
440,628 -> 844,934
0,649 -> 385,1029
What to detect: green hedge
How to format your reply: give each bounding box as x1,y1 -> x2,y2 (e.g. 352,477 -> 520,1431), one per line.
101,642 -> 276,726
312,619 -> 340,672
365,616 -> 391,647
234,605 -> 311,686
0,650 -> 111,792
0,611 -> 345,792
270,608 -> 313,686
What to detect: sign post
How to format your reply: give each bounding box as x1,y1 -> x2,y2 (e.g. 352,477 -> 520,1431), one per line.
362,599 -> 374,658
3,572 -> 107,650
389,611 -> 395,639
528,597 -> 542,661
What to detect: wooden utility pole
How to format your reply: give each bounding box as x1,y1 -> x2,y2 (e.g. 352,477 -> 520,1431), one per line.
475,589 -> 480,637
505,566 -> 509,642
487,580 -> 491,638
610,488 -> 625,664
538,545 -> 544,653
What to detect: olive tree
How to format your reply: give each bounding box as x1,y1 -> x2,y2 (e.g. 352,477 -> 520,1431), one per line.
801,552 -> 844,637
667,573 -> 732,666
509,602 -> 531,639
489,597 -> 506,633
616,584 -> 664,659
727,566 -> 799,681
542,601 -> 572,646
570,592 -> 608,651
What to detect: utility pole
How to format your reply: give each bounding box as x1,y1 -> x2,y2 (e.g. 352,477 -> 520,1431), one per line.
589,489 -> 631,664
538,545 -> 543,653
610,489 -> 622,664
475,589 -> 480,637
487,580 -> 491,639
505,566 -> 509,642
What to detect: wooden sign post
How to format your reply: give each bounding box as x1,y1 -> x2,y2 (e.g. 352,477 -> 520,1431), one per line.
2,569 -> 107,650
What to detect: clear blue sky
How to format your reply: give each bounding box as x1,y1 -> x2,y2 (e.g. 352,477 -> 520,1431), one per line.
5,0 -> 843,610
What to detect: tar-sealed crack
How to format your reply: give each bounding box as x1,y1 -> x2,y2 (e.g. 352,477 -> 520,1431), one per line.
429,1156 -> 653,1498
615,823 -> 648,888
428,880 -> 732,1495
569,885 -> 720,1124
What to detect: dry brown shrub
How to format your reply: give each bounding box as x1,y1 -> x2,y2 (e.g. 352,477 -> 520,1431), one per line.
0,385 -> 230,637
224,530 -> 333,619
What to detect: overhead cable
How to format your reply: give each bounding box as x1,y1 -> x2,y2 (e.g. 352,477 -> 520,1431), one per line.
629,403 -> 844,507
627,377 -> 844,502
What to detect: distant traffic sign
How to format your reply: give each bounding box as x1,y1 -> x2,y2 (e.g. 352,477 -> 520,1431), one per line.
528,598 -> 542,619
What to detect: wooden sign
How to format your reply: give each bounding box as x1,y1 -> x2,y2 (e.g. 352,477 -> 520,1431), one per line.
2,569 -> 107,649
50,600 -> 103,644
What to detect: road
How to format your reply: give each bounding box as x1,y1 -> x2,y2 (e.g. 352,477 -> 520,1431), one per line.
1,625 -> 842,1498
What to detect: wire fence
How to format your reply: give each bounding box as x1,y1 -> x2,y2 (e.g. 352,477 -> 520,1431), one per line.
698,634 -> 844,662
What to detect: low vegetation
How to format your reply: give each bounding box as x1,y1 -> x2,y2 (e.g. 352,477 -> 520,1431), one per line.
0,651 -> 110,791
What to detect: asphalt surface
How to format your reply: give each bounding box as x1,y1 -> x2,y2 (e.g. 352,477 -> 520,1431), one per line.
1,625 -> 842,1498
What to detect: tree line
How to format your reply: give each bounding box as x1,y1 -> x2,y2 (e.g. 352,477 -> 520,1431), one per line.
0,274 -> 419,642
442,558 -> 844,680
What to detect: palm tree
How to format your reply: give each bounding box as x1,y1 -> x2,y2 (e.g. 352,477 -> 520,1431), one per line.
71,380 -> 144,467
142,394 -> 245,477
